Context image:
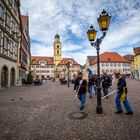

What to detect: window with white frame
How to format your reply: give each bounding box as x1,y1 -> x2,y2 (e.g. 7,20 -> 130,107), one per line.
102,63 -> 105,66
106,69 -> 109,73
9,41 -> 12,52
118,63 -> 121,66
12,20 -> 15,32
47,70 -> 50,73
15,44 -> 18,55
0,30 -> 3,46
6,14 -> 11,27
0,4 -> 4,20
12,43 -> 17,55
4,36 -> 8,49
10,41 -> 13,52
7,39 -> 10,50
106,63 -> 109,66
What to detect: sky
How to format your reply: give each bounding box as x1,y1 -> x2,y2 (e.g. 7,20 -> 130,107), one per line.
20,0 -> 140,65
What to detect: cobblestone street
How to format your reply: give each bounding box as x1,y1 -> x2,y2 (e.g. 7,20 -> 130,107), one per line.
0,79 -> 140,140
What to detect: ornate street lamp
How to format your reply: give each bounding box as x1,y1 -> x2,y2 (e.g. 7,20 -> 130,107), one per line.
87,9 -> 111,114
66,61 -> 71,87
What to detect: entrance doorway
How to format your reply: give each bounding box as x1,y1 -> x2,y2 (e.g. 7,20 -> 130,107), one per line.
1,66 -> 8,88
10,67 -> 15,86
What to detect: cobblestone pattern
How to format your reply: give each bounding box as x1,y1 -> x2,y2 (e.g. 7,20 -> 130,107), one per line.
0,79 -> 140,140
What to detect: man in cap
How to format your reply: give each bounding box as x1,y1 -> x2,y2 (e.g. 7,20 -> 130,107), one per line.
114,70 -> 133,115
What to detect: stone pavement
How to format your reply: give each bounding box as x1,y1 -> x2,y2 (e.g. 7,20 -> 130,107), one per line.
0,79 -> 140,140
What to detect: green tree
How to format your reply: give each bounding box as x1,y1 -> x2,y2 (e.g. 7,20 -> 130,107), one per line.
27,71 -> 33,85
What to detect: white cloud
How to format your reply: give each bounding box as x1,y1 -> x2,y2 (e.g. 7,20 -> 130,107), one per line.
21,0 -> 140,65
31,45 -> 53,57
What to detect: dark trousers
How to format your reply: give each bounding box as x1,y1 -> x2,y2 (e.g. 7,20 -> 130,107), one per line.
103,87 -> 109,96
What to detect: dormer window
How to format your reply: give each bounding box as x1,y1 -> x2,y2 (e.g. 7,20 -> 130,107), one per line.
39,60 -> 47,65
66,60 -> 73,66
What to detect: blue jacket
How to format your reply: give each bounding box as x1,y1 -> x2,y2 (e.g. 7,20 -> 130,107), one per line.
117,76 -> 127,94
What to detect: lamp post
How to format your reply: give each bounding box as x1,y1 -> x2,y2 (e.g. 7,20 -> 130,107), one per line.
66,61 -> 71,87
87,9 -> 111,114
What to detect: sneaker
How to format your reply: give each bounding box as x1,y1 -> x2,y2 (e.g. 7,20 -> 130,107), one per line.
125,112 -> 133,115
80,107 -> 84,110
115,111 -> 123,114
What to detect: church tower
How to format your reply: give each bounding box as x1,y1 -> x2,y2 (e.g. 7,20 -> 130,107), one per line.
54,34 -> 62,66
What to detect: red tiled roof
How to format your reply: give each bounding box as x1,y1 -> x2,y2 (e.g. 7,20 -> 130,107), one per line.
59,58 -> 80,65
31,56 -> 54,65
21,15 -> 28,29
123,55 -> 134,62
133,47 -> 140,55
93,52 -> 128,64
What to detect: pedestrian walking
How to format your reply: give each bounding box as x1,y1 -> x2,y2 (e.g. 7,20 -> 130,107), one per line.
74,72 -> 82,91
114,70 -> 133,115
77,74 -> 88,110
101,72 -> 112,99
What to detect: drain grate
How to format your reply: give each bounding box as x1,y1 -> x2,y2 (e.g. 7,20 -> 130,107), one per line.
68,112 -> 88,120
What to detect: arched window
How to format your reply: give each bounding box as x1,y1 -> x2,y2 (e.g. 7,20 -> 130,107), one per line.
57,45 -> 59,49
57,50 -> 59,54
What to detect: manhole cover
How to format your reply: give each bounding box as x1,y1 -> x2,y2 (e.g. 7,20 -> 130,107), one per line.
68,112 -> 88,120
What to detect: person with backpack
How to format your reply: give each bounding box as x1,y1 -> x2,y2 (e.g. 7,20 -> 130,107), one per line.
114,70 -> 133,115
76,74 -> 88,110
74,72 -> 82,91
101,72 -> 112,99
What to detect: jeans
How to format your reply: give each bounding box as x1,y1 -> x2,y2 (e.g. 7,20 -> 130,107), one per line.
78,93 -> 86,108
88,86 -> 93,97
116,92 -> 133,112
103,87 -> 109,96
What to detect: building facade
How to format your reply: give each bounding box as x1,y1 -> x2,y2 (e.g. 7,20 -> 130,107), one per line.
85,52 -> 131,76
133,47 -> 140,79
58,58 -> 81,80
18,15 -> 30,84
31,56 -> 54,79
0,0 -> 22,88
31,34 -> 80,79
123,54 -> 134,78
